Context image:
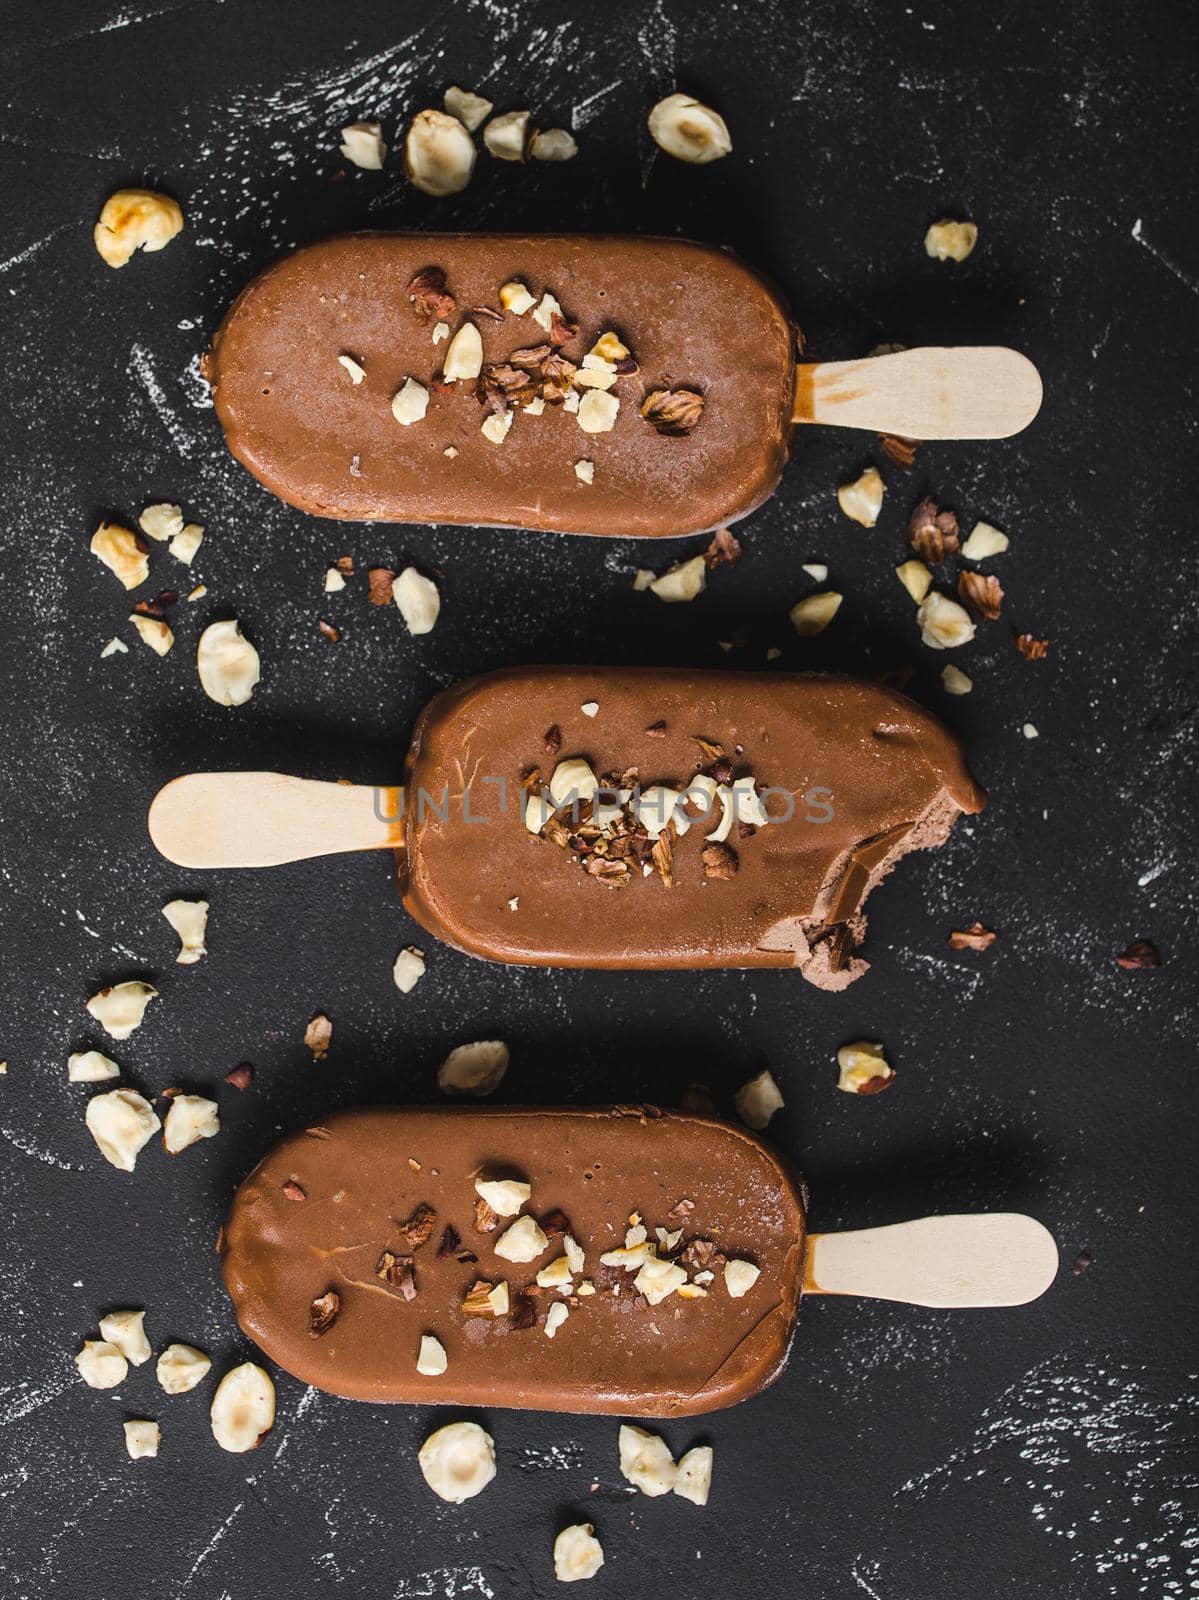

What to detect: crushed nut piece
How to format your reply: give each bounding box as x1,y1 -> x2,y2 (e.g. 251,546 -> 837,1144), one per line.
376,1252 -> 418,1298
958,570 -> 1004,620
162,898 -> 208,965
734,1068 -> 784,1131
138,503 -> 183,543
76,1338 -> 127,1388
1014,631 -> 1049,661
476,1177 -> 531,1217
641,387 -> 704,435
790,591 -> 842,636
366,566 -> 396,606
481,409 -> 514,444
196,618 -> 260,706
99,1309 -> 151,1366
391,376 -> 430,426
123,1419 -> 159,1460
308,1290 -> 341,1338
438,1039 -> 509,1096
339,120 -> 387,170
483,109 -> 532,161
419,1420 -> 496,1502
224,1063 -> 253,1090
91,523 -> 149,590
156,1343 -> 210,1394
393,946 -> 426,993
94,189 -> 183,268
304,1013 -> 333,1060
896,559 -> 933,603
837,466 -> 885,527
702,842 -> 738,880
325,567 -> 347,593
704,527 -> 742,568
85,1087 -> 161,1171
172,524 -> 202,564
530,128 -> 578,161
908,497 -> 960,561
392,567 -> 440,634
318,616 -> 342,642
961,520 -> 1009,560
544,1301 -> 569,1338
210,1362 -> 275,1453
647,93 -> 732,163
880,434 -> 918,470
129,614 -> 174,655
462,1279 -> 509,1318
405,267 -> 456,321
100,637 -> 128,658
649,554 -> 706,603
925,219 -> 978,262
949,922 -> 997,951
941,663 -> 973,695
634,1256 -> 687,1305
1116,938 -> 1161,970
417,1333 -> 447,1375
499,278 -> 536,314
282,1179 -> 306,1202
444,85 -> 493,131
619,1424 -> 677,1495
724,1258 -> 761,1297
574,459 -> 594,485
917,591 -> 975,649
442,320 -> 483,381
836,1039 -> 895,1095
495,1213 -> 548,1263
554,1523 -> 604,1582
163,1094 -> 219,1154
675,1445 -> 714,1506
577,389 -> 619,434
68,1049 -> 120,1082
86,981 -> 158,1041
405,109 -> 476,196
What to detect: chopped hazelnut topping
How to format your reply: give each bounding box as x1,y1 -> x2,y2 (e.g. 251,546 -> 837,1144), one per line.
958,570 -> 1004,620
961,520 -> 1009,560
647,93 -> 732,163
416,1334 -> 447,1376
93,188 -> 183,268
443,85 -> 493,132
391,377 -> 430,426
224,1063 -> 254,1090
76,1339 -> 127,1389
576,389 -> 619,434
91,523 -> 149,590
156,1343 -> 210,1394
475,1176 -> 531,1216
123,1420 -> 159,1460
129,614 -> 174,655
163,1094 -> 219,1154
499,278 -> 536,314
494,1213 -> 549,1263
85,1087 -> 160,1170
1116,938 -> 1161,970
941,664 -> 973,695
481,409 -> 514,444
702,841 -> 738,879
308,1289 -> 341,1337
375,1252 -> 418,1299
530,128 -> 579,161
196,618 -> 260,707
734,1068 -> 784,1131
836,1039 -> 895,1095
925,219 -> 978,262
917,591 -> 976,649
325,567 -> 347,593
392,567 -> 440,634
633,1256 -> 688,1305
399,1202 -> 438,1250
640,387 -> 703,435
339,121 -> 387,170
880,434 -> 919,470
337,353 -> 366,384
462,1279 -> 509,1318
438,1039 -> 509,1096
675,1445 -> 714,1506
405,267 -> 456,321
162,898 -> 208,964
99,1309 -> 151,1366
68,1049 -> 120,1082
282,1179 -> 306,1202
574,459 -> 595,485
908,497 -> 960,562
483,109 -> 532,161
304,1013 -> 333,1060
790,591 -> 842,636
100,638 -> 128,658
801,561 -> 827,582
705,526 -> 742,567
896,559 -> 933,603
86,980 -> 158,1041
619,1425 -> 678,1495
442,320 -> 483,382
393,946 -> 426,993
404,110 -> 475,197
837,467 -> 885,527
949,922 -> 997,951
543,1301 -> 569,1338
366,566 -> 396,606
138,502 -> 184,542
724,1258 -> 761,1297
648,554 -> 706,603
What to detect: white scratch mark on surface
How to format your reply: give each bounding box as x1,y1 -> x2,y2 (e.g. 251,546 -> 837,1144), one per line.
1130,218 -> 1199,296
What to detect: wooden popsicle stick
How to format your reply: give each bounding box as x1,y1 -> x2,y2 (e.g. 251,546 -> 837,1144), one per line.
803,1213 -> 1058,1309
148,772 -> 403,869
792,346 -> 1043,440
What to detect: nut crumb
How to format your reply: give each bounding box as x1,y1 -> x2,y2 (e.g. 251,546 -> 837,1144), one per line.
836,1039 -> 895,1095
304,1013 -> 333,1060
925,219 -> 978,262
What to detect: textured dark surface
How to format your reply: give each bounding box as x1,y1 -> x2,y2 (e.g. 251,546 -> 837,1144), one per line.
0,2 -> 1196,1597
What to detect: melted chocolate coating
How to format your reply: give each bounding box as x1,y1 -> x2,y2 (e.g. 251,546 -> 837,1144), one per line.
401,667 -> 986,985
203,233 -> 796,538
221,1106 -> 807,1416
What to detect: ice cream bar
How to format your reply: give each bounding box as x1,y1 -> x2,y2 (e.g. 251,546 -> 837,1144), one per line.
219,1106 -> 1058,1417
202,232 -> 1042,538
399,667 -> 986,987
148,668 -> 986,987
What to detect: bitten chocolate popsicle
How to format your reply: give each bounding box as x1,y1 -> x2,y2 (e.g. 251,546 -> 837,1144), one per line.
219,1106 -> 1058,1417
149,667 -> 986,988
202,232 -> 1042,538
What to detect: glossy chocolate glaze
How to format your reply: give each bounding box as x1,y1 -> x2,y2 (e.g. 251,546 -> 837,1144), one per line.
400,667 -> 986,985
220,1106 -> 808,1417
202,233 -> 796,538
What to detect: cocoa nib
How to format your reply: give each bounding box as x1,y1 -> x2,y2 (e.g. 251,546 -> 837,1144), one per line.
398,1202 -> 437,1250
134,589 -> 179,618
335,554 -> 354,575
641,387 -> 705,435
509,1294 -> 538,1330
405,267 -> 456,321
1014,630 -> 1050,661
543,724 -> 562,756
908,497 -> 960,562
958,570 -> 1004,620
1072,1248 -> 1093,1276
308,1289 -> 340,1337
474,1195 -> 502,1233
224,1063 -> 254,1090
702,842 -> 738,880
704,526 -> 742,568
436,1224 -> 461,1259
880,433 -> 918,470
376,1251 -> 418,1299
281,1178 -> 306,1202
665,1197 -> 696,1227
1116,938 -> 1161,970
679,1237 -> 725,1273
948,922 -> 997,952
367,567 -> 396,606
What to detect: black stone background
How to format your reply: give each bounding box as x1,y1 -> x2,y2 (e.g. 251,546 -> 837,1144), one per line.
0,1 -> 1196,1596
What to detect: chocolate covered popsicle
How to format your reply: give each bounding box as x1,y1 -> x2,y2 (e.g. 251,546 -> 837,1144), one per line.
220,1106 -> 1058,1417
149,668 -> 985,986
222,1106 -> 806,1416
202,232 -> 1042,538
400,666 -> 985,986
